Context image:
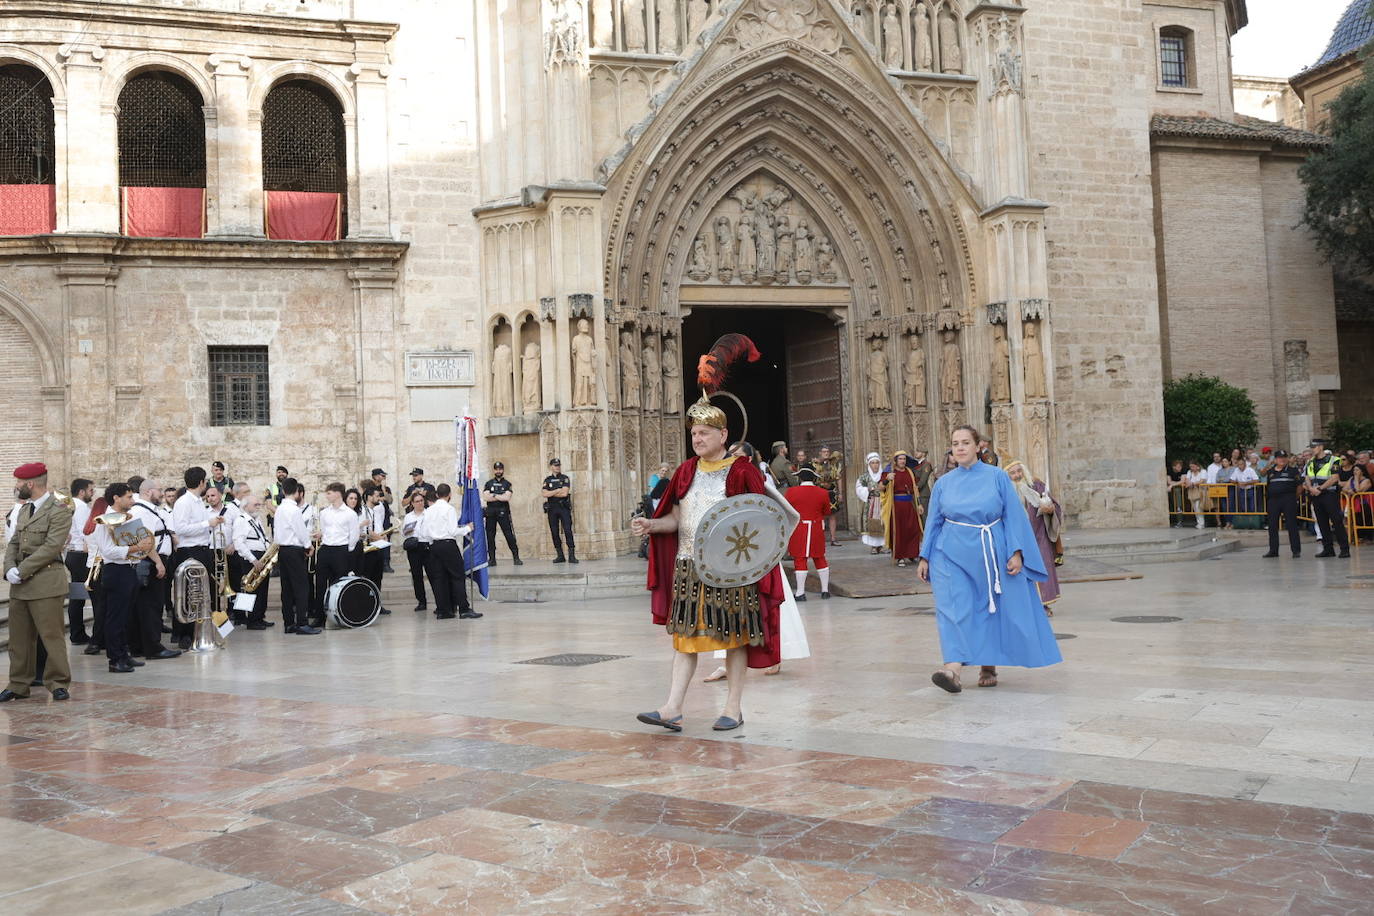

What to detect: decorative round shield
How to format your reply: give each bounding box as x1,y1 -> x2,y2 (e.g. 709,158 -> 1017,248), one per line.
692,494 -> 789,589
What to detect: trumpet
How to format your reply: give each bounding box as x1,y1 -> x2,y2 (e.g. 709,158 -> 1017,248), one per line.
85,554 -> 104,588
307,504 -> 321,575
240,543 -> 279,593
363,524 -> 398,552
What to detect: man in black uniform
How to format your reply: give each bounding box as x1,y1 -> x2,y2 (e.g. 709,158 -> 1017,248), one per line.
1262,450 -> 1302,558
1304,441 -> 1350,559
482,461 -> 522,567
541,458 -> 577,564
405,468 -> 437,502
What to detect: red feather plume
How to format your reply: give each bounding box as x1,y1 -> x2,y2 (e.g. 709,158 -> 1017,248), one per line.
696,333 -> 761,394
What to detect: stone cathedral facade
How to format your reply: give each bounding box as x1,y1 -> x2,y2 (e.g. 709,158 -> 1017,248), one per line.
0,0 -> 1339,558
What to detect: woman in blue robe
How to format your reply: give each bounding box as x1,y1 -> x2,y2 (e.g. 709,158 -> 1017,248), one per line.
918,426 -> 1062,691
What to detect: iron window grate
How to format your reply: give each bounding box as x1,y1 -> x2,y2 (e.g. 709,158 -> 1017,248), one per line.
262,79 -> 348,230
0,65 -> 56,185
1160,36 -> 1188,88
117,71 -> 206,188
515,653 -> 629,667
209,346 -> 270,427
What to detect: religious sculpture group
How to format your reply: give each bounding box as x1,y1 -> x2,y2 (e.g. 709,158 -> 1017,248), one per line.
686,178 -> 842,287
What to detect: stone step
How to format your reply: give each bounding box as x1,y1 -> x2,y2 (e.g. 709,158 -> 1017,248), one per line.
1060,528 -> 1241,564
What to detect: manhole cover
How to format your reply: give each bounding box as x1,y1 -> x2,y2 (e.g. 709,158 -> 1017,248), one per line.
1054,633 -> 1077,640
1111,615 -> 1183,623
515,653 -> 629,666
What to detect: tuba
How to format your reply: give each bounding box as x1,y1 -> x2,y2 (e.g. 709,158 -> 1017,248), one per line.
173,559 -> 223,652
239,543 -> 279,593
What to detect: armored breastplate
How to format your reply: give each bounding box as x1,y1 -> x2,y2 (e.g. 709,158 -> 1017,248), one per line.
677,465 -> 730,559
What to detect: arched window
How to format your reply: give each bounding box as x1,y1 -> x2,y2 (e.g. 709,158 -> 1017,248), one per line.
117,70 -> 207,238
262,79 -> 347,241
1159,26 -> 1195,89
0,64 -> 56,235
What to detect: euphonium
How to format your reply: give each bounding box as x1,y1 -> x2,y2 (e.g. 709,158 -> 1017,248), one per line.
363,524 -> 399,552
173,559 -> 223,652
239,543 -> 279,593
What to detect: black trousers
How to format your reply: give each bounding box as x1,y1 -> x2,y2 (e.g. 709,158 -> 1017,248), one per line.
405,544 -> 429,607
1312,490 -> 1350,551
65,550 -> 90,638
485,510 -> 518,559
360,547 -> 386,599
426,539 -> 471,615
314,545 -> 353,617
546,506 -> 574,556
173,546 -> 214,639
230,553 -> 269,623
100,563 -> 137,663
1267,493 -> 1301,555
277,546 -> 309,628
134,566 -> 171,656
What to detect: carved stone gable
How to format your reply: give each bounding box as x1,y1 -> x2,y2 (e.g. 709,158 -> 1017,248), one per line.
722,0 -> 845,56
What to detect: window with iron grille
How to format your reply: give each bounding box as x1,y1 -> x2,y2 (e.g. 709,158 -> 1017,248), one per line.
117,71 -> 206,188
1159,30 -> 1190,88
262,79 -> 348,230
208,347 -> 270,426
0,65 -> 55,185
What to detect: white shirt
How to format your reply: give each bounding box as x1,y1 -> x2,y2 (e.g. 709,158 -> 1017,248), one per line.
130,499 -> 174,557
232,511 -> 269,562
1185,469 -> 1207,488
319,504 -> 360,549
1234,467 -> 1260,485
90,512 -> 138,565
365,504 -> 390,550
273,498 -> 310,548
68,497 -> 92,552
422,499 -> 464,541
404,509 -> 426,544
172,490 -> 216,547
1205,462 -> 1222,485
7,502 -> 26,543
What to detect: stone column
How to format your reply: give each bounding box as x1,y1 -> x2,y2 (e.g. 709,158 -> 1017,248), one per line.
1284,340 -> 1315,449
544,2 -> 593,182
57,43 -> 118,233
207,54 -> 262,237
968,9 -> 1029,204
53,239 -> 120,481
349,261 -> 402,482
349,61 -> 393,239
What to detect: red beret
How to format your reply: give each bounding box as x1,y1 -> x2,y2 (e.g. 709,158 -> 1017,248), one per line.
14,462 -> 47,480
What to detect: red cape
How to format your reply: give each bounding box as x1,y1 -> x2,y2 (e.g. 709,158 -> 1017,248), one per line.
647,456 -> 783,669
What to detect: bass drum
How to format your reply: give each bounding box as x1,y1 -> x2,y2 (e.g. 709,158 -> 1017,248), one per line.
325,575 -> 381,629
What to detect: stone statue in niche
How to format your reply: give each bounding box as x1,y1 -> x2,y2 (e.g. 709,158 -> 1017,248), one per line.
868,337 -> 891,411
737,215 -> 757,282
714,215 -> 735,282
604,331 -> 618,408
939,10 -> 962,73
1023,320 -> 1047,398
623,0 -> 647,51
816,236 -> 837,283
990,323 -> 1011,402
620,330 -> 641,409
545,0 -> 583,68
756,209 -> 776,280
794,221 -> 813,283
904,333 -> 926,409
687,233 -> 711,281
688,0 -> 710,42
662,337 -> 682,413
882,4 -> 903,69
776,214 -> 794,283
572,318 -> 597,407
915,2 -> 933,70
657,0 -> 679,54
521,341 -> 542,413
642,342 -> 661,411
592,0 -> 614,48
491,341 -> 514,416
940,328 -> 963,404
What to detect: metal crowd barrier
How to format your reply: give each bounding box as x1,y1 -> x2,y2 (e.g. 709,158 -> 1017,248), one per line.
1168,481 -> 1369,549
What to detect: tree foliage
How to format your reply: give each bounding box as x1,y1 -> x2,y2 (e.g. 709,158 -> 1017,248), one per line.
1162,374 -> 1259,463
1300,51 -> 1374,275
1324,418 -> 1374,451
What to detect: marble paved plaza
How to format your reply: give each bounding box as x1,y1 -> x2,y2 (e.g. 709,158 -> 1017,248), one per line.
2,541 -> 1372,914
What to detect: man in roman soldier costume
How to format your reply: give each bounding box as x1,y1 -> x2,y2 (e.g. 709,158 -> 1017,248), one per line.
631,334 -> 787,733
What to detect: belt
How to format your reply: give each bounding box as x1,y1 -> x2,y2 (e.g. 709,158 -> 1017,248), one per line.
434,538 -> 457,545
894,494 -> 914,502
945,517 -> 1003,614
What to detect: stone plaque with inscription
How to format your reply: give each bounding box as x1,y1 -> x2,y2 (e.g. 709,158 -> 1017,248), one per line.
406,350 -> 475,387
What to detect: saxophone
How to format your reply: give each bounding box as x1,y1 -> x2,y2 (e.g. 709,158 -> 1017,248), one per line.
239,543 -> 279,593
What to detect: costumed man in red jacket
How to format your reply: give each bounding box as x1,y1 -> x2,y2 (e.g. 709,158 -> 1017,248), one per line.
786,467 -> 832,600
630,335 -> 785,733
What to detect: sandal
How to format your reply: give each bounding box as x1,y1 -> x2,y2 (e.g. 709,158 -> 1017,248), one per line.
1044,606 -> 1054,618
762,664 -> 781,676
703,667 -> 728,682
931,668 -> 962,693
636,710 -> 684,732
978,666 -> 998,688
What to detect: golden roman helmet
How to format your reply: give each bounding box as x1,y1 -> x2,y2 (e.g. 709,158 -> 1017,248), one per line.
685,393 -> 727,430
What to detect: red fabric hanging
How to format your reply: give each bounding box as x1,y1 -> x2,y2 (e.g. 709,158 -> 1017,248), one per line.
0,184 -> 56,235
121,187 -> 205,238
265,190 -> 340,241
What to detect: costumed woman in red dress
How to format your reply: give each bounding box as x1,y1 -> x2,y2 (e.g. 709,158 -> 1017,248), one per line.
630,335 -> 787,733
880,450 -> 924,567
786,467 -> 832,600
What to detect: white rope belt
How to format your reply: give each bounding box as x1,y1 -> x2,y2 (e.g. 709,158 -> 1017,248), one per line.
945,517 -> 1002,613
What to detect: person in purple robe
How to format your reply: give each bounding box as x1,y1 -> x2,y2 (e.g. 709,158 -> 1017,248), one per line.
1004,459 -> 1062,616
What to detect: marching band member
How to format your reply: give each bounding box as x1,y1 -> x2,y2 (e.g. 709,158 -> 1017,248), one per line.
424,484 -> 480,620
129,480 -> 180,660
65,477 -> 94,645
403,490 -> 431,612
91,483 -> 155,674
232,494 -> 273,629
271,479 -> 320,635
314,483 -> 359,624
361,485 -> 393,616
171,467 -> 225,650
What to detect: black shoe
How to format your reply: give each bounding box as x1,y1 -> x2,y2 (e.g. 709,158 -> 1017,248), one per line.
126,657 -> 146,667
261,620 -> 276,627
162,625 -> 173,634
459,611 -> 483,619
1339,550 -> 1351,559
821,591 -> 831,599
414,604 -> 427,612
108,660 -> 135,673
52,688 -> 70,701
308,618 -> 325,628
295,625 -> 322,635
284,626 -> 298,633
1316,550 -> 1336,558
30,678 -> 43,687
246,622 -> 268,630
70,634 -> 90,645
794,593 -> 807,602
0,689 -> 27,702
568,555 -> 579,564
83,643 -> 103,656
1293,553 -> 1301,558
383,563 -> 395,574
231,616 -> 248,626
380,607 -> 392,615
147,648 -> 182,660
1261,552 -> 1279,558
177,636 -> 192,650
489,559 -> 498,567
513,556 -> 524,566
436,612 -> 456,619
552,556 -> 566,564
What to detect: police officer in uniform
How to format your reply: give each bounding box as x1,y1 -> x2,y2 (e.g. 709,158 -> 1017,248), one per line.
482,461 -> 522,566
1304,442 -> 1350,558
2,462 -> 75,701
1261,450 -> 1302,558
541,458 -> 577,564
